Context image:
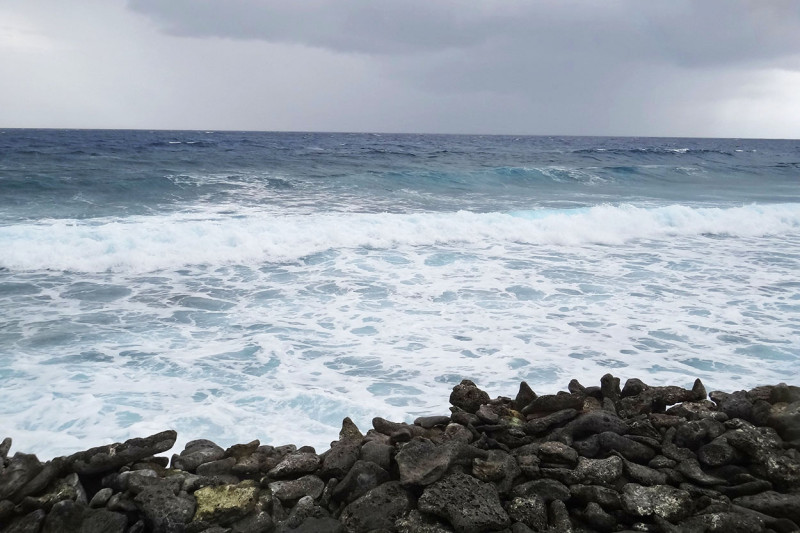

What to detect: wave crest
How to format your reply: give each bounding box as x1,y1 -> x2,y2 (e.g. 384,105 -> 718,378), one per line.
2,204 -> 798,272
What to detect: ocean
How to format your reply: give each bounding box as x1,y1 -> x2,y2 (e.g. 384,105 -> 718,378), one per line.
1,129 -> 799,458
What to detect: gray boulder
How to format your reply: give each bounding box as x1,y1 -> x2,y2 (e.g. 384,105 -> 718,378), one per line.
418,472 -> 510,533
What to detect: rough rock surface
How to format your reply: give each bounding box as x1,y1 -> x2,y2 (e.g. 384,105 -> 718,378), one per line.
2,376 -> 799,533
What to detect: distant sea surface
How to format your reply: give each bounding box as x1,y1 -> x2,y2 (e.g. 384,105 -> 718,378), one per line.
2,129 -> 799,457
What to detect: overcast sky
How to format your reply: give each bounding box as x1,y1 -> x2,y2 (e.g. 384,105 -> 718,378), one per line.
2,0 -> 800,137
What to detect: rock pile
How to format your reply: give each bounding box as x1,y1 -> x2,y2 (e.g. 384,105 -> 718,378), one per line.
2,375 -> 800,532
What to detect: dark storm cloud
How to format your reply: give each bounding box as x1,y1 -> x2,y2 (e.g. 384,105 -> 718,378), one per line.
128,0 -> 800,68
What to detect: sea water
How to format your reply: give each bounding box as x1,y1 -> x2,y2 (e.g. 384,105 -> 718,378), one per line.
1,130 -> 798,457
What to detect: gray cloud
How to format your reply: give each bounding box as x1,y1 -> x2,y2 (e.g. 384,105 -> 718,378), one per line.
128,0 -> 800,67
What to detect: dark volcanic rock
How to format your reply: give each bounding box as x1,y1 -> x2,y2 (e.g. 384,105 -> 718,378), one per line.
0,453 -> 43,502
733,491 -> 800,524
716,390 -> 756,422
505,495 -> 547,531
3,509 -> 46,533
574,456 -> 623,485
4,378 -> 800,533
514,382 -> 537,411
340,481 -> 411,533
767,400 -> 800,441
171,439 -> 225,473
562,411 -> 629,439
395,438 -> 478,487
419,472 -> 510,533
523,409 -> 578,435
449,380 -> 491,414
268,452 -> 320,479
569,484 -> 622,510
521,392 -> 583,415
330,460 -> 389,504
69,430 -> 177,476
512,478 -> 571,502
359,440 -> 393,471
134,486 -> 195,532
269,475 -> 325,502
621,483 -> 692,523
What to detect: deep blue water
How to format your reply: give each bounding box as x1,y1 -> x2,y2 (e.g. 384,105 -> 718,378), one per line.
1,129 -> 799,457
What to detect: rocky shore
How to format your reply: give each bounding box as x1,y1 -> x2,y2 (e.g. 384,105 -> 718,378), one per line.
2,375 -> 800,533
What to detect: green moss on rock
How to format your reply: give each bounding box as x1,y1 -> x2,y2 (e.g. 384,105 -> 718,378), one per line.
193,480 -> 259,525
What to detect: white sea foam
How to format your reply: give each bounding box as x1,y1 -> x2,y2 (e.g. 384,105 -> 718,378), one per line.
2,202 -> 799,458
1,204 -> 798,273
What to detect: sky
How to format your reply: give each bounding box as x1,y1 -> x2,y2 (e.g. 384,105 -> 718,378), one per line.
1,0 -> 800,137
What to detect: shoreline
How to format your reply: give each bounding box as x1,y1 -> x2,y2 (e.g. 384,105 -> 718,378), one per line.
2,375 -> 799,532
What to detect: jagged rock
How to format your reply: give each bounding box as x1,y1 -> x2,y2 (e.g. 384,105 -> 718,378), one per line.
512,478 -> 570,502
678,458 -> 726,486
286,516 -> 343,533
330,460 -> 389,504
522,392 -> 584,415
579,502 -> 616,533
68,430 -> 176,476
23,471 -> 87,511
196,457 -> 236,477
0,453 -> 43,502
675,419 -> 726,449
767,383 -> 800,404
537,441 -> 578,466
548,500 -> 573,532
415,415 -> 451,429
621,378 -> 648,398
3,509 -> 46,533
718,479 -> 772,498
767,401 -> 800,441
505,495 -> 547,531
678,511 -> 765,533
715,391 -> 755,422
340,481 -> 411,533
268,452 -> 320,479
396,438 -> 463,487
224,439 -> 260,462
574,456 -> 623,485
134,485 -> 195,532
396,509 -> 455,533
107,492 -> 138,513
562,411 -> 629,439
230,511 -> 274,533
514,382 -> 537,411
569,484 -> 622,510
449,380 -> 490,414
39,499 -> 128,533
359,440 -> 393,471
648,455 -> 677,469
697,437 -> 739,467
472,449 -> 520,495
733,491 -> 800,524
523,409 -> 578,435
574,431 -> 655,463
621,483 -> 692,522
269,475 -> 325,502
319,441 -> 360,480
281,495 -> 328,530
622,458 -> 668,486
89,487 -> 113,508
0,437 -> 12,460
171,439 -> 225,473
419,472 -> 510,533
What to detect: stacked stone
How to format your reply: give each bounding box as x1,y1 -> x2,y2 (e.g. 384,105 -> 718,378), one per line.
1,375 -> 799,533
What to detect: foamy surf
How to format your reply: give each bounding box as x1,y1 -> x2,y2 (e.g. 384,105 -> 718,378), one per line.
1,130 -> 799,459
2,203 -> 798,273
